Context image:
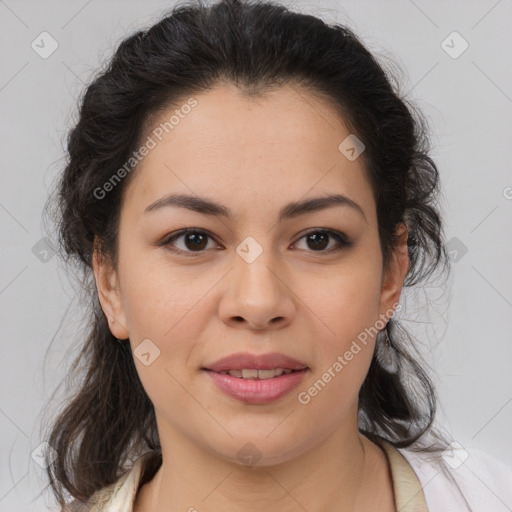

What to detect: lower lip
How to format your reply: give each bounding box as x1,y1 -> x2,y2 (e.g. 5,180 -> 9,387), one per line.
204,369 -> 308,404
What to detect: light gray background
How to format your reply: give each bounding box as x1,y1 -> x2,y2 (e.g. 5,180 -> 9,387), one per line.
1,0 -> 511,510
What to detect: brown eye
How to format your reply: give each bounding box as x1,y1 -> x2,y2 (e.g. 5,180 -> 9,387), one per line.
180,232 -> 209,251
293,230 -> 352,253
159,228 -> 352,258
161,229 -> 218,256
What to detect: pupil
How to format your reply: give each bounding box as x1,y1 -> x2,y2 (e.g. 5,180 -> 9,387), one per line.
308,232 -> 328,250
186,233 -> 207,250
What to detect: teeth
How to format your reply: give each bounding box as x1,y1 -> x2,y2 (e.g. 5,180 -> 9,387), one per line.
241,369 -> 260,379
218,368 -> 295,379
255,369 -> 283,380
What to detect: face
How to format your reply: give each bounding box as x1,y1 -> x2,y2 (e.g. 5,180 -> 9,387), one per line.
94,83 -> 408,467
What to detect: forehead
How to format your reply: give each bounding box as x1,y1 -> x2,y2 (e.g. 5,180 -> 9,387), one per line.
121,83 -> 374,222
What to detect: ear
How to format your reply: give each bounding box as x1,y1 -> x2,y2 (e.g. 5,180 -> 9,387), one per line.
378,223 -> 410,320
92,238 -> 129,340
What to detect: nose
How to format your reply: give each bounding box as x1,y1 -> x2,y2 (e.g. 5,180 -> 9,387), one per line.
218,250 -> 296,331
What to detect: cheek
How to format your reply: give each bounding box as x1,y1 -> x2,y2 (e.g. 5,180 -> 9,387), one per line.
118,254 -> 217,388
296,277 -> 381,426
299,254 -> 382,399
116,268 -> 199,406
118,249 -> 211,338
308,255 -> 382,345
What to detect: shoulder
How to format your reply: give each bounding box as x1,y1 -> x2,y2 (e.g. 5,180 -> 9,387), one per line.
398,443 -> 512,511
62,452 -> 156,512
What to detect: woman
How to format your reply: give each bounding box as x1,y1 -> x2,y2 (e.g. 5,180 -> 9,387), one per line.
42,0 -> 512,510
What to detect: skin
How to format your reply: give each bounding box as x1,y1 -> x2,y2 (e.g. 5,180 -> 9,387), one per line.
93,82 -> 409,512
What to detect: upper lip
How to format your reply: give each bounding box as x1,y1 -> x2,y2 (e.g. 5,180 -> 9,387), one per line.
203,352 -> 309,372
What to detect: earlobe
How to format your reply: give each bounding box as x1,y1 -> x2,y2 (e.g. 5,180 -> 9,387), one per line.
92,243 -> 129,340
378,223 -> 410,318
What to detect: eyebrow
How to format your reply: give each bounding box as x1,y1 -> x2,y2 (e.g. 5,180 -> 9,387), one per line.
144,193 -> 366,222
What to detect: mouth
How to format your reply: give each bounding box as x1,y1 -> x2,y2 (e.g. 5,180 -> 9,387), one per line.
202,367 -> 309,404
202,367 -> 307,380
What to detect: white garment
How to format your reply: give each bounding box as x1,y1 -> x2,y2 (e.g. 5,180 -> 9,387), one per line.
66,444 -> 512,511
399,446 -> 512,511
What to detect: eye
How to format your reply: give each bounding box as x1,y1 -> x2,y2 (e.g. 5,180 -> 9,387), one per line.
158,228 -> 352,257
293,229 -> 352,253
160,229 -> 219,257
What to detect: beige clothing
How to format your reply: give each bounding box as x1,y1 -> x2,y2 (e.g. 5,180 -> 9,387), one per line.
67,441 -> 428,511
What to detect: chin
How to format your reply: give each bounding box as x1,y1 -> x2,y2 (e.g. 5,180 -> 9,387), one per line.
207,434 -> 311,469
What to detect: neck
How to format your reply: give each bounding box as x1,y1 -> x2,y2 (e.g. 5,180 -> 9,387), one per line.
134,406 -> 395,512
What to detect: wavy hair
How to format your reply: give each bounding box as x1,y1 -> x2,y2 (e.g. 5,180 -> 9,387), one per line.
41,0 -> 455,509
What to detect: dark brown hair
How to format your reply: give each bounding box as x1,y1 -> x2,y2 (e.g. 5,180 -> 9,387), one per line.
41,0 -> 454,509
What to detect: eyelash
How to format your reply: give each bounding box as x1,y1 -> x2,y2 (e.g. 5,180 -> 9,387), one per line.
159,228 -> 352,257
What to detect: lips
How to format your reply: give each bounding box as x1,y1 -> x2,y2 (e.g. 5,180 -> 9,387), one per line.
205,368 -> 308,404
202,351 -> 309,373
202,352 -> 309,404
